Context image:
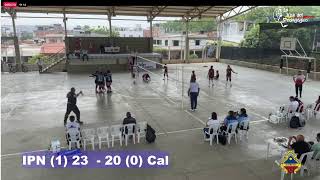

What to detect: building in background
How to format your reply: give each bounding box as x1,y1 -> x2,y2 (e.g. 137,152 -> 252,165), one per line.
114,24 -> 144,37
153,31 -> 216,60
221,20 -> 254,43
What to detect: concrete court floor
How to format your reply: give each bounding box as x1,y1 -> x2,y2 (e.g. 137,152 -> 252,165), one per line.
1,62 -> 320,180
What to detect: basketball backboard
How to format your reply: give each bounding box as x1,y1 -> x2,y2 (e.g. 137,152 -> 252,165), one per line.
280,37 -> 297,51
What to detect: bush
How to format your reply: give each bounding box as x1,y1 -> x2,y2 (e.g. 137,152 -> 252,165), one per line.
153,47 -> 168,54
27,54 -> 51,64
189,54 -> 198,59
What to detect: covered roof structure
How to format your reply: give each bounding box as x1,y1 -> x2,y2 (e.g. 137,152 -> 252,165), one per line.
1,6 -> 256,69
10,6 -> 255,21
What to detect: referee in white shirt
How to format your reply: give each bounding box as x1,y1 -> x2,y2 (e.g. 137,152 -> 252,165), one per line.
188,77 -> 200,111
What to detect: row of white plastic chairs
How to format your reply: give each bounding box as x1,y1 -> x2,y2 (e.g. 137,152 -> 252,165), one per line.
269,103 -> 320,124
275,150 -> 320,179
67,121 -> 147,150
203,120 -> 249,146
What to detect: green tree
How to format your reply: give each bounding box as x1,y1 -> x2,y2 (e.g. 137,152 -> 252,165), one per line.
159,18 -> 217,33
20,33 -> 33,40
238,6 -> 319,49
240,25 -> 260,48
90,27 -> 120,37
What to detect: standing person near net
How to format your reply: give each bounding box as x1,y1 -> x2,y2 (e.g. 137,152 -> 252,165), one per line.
191,70 -> 196,82
104,70 -> 113,93
188,78 -> 200,112
163,64 -> 168,80
64,87 -> 83,125
293,70 -> 306,98
207,66 -> 215,87
226,65 -> 237,86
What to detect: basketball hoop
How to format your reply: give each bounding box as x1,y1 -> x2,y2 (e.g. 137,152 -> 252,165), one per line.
280,37 -> 317,79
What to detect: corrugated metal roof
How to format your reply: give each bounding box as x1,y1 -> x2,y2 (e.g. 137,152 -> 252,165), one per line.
14,6 -> 238,19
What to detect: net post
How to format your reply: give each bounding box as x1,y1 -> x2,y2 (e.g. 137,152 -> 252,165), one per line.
286,56 -> 289,75
181,66 -> 184,110
314,58 -> 317,80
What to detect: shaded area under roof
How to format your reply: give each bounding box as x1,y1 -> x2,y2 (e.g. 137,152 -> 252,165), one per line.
12,6 -> 239,19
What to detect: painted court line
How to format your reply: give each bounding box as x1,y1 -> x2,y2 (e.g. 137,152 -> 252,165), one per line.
184,110 -> 206,125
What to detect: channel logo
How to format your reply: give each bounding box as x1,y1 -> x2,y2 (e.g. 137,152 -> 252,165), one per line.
3,2 -> 17,8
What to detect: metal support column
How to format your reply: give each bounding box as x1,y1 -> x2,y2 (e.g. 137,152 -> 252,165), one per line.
314,59 -> 317,79
148,18 -> 153,52
63,12 -> 68,57
10,10 -> 21,71
215,16 -> 222,61
286,56 -> 289,75
184,19 -> 189,62
108,14 -> 112,37
181,66 -> 184,109
149,19 -> 153,38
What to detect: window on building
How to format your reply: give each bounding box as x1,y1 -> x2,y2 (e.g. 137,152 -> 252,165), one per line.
173,40 -> 179,46
153,40 -> 157,44
157,40 -> 162,45
195,40 -> 200,46
165,40 -> 168,46
238,22 -> 244,32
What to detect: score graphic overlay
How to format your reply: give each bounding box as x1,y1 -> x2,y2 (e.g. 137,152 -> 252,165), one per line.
22,150 -> 169,168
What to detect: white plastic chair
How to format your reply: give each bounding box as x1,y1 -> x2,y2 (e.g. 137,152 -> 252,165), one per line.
67,128 -> 81,150
208,124 -> 220,146
110,124 -> 123,147
269,106 -> 287,124
97,127 -> 110,149
274,159 -> 293,180
226,122 -> 238,144
306,103 -> 320,120
81,128 -> 95,151
299,151 -> 315,177
238,120 -> 249,141
136,121 -> 147,143
123,123 -> 136,146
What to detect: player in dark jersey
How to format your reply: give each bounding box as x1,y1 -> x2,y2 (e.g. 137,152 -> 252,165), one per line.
214,70 -> 220,80
191,70 -> 196,82
90,71 -> 99,93
207,66 -> 215,87
226,65 -> 237,86
163,64 -> 168,80
96,71 -> 106,93
142,73 -> 151,83
104,70 -> 112,93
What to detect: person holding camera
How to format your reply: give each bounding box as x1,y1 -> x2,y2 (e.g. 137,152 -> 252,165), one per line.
64,87 -> 83,125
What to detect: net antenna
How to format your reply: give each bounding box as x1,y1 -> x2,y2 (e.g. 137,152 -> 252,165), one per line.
280,37 -> 316,79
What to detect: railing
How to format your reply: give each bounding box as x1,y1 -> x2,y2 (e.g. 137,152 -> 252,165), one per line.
44,48 -> 66,64
40,48 -> 66,73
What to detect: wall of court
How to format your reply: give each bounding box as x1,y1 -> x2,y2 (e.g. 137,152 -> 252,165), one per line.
220,58 -> 320,80
66,37 -> 153,54
220,46 -> 320,72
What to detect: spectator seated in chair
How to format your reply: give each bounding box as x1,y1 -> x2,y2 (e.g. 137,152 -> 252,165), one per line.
65,115 -> 81,145
287,96 -> 300,118
287,134 -> 311,164
122,112 -> 137,136
294,97 -> 304,113
203,112 -> 220,139
311,133 -> 320,160
314,96 -> 320,113
237,108 -> 249,130
220,111 -> 238,133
